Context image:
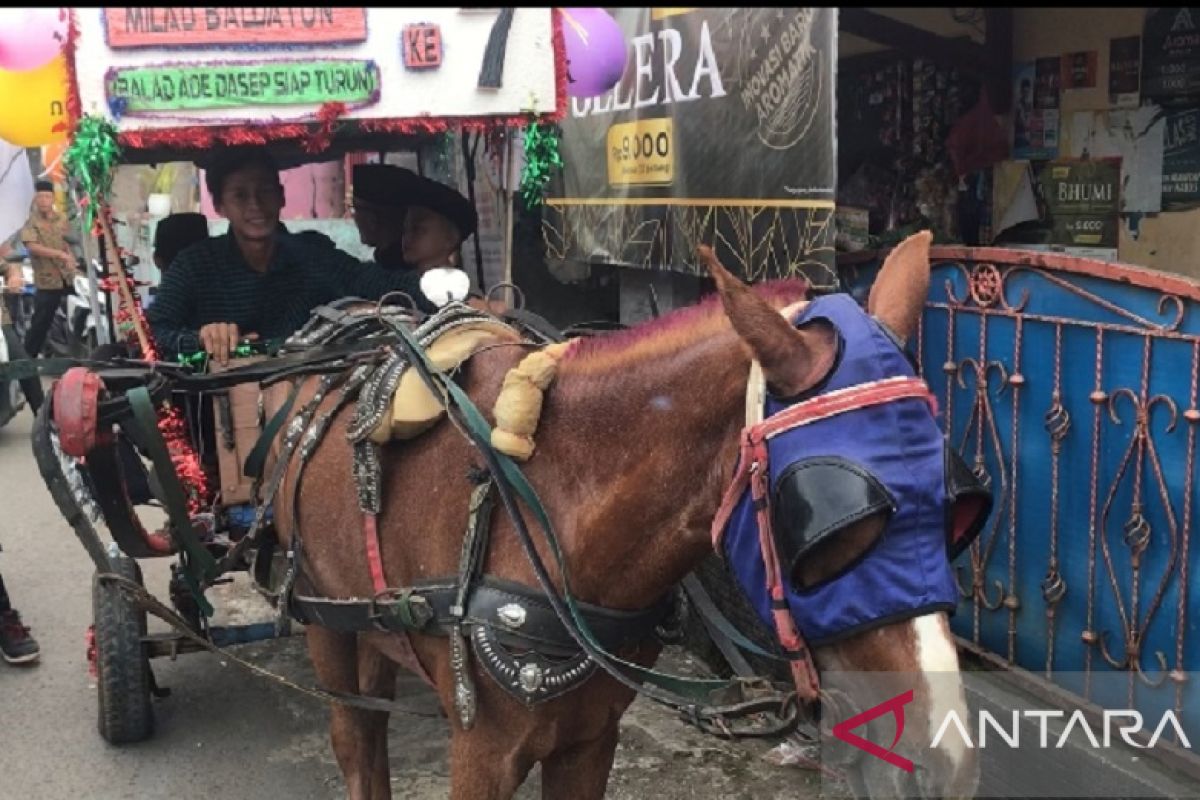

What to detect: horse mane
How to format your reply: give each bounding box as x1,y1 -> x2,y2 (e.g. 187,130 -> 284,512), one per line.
560,278 -> 809,375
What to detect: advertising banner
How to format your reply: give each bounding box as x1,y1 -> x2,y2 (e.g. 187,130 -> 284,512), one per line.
546,8 -> 836,284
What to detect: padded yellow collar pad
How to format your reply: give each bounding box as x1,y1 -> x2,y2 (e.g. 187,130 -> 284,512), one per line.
369,320 -> 517,443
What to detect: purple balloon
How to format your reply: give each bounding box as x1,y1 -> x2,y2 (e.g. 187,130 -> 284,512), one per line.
560,8 -> 627,99
0,8 -> 68,72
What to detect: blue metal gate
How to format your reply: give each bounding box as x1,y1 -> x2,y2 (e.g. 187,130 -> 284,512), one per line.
840,246 -> 1200,763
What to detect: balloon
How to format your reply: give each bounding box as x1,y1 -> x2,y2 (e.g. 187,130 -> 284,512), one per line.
0,55 -> 70,147
0,8 -> 68,72
559,8 -> 627,98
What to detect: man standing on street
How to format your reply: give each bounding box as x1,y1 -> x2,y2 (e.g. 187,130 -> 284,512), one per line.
20,180 -> 75,359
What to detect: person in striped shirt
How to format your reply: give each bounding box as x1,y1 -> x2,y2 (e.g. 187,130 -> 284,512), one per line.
147,147 -> 435,365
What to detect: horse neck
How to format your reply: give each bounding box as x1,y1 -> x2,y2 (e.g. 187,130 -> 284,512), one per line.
536,329 -> 750,610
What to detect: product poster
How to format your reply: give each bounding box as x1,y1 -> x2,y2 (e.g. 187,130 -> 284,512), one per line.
1013,61 -> 1059,160
1038,158 -> 1121,249
550,8 -> 837,283
1062,50 -> 1098,89
1163,107 -> 1200,210
1142,7 -> 1200,107
1109,36 -> 1141,107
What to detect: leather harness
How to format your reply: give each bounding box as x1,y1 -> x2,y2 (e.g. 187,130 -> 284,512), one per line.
23,295 -> 949,739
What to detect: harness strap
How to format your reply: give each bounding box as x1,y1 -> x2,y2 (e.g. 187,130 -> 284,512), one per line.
363,513 -> 388,595
125,388 -> 220,586
242,379 -> 302,480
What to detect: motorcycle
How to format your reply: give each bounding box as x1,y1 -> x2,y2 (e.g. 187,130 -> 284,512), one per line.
0,254 -> 30,428
43,265 -> 111,359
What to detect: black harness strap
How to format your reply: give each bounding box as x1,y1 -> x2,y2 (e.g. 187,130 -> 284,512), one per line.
289,576 -> 672,658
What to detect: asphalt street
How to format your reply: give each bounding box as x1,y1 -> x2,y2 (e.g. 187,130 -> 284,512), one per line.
0,402 -> 820,800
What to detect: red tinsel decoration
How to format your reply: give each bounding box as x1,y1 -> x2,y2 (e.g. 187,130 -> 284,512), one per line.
118,107 -> 567,153
63,8 -> 83,134
550,7 -> 568,120
303,101 -> 347,155
97,205 -> 211,514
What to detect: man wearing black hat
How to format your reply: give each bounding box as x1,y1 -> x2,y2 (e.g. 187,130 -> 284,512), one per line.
394,171 -> 478,273
351,163 -> 417,272
19,179 -> 76,359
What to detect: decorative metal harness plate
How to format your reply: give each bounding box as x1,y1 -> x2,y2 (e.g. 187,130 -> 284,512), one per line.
470,621 -> 597,705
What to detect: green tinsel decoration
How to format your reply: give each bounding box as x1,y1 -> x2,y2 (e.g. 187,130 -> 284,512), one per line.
520,122 -> 563,210
64,114 -> 122,230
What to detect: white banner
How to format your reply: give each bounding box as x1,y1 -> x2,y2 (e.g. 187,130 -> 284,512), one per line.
73,8 -> 559,133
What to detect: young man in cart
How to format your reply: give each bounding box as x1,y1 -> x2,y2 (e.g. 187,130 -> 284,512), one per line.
147,147 -> 439,365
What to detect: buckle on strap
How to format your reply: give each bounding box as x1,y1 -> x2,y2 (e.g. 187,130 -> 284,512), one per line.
368,588 -> 435,632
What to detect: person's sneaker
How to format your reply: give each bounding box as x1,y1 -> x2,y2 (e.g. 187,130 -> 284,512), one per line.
0,609 -> 40,665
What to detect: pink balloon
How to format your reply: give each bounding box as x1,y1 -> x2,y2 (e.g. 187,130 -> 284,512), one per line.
560,7 -> 627,99
0,8 -> 68,72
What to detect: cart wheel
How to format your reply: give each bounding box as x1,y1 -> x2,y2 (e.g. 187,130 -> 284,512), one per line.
92,554 -> 154,745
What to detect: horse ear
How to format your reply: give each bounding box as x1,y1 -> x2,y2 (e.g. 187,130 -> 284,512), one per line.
867,230 -> 932,344
697,245 -> 836,397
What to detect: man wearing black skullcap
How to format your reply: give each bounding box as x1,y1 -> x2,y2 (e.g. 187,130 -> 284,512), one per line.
351,163 -> 417,272
20,179 -> 76,359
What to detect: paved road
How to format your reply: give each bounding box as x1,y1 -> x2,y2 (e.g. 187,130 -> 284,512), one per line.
8,395 -> 1193,800
0,406 -> 818,800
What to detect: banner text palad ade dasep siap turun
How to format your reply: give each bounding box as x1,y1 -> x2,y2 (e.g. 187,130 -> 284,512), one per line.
106,60 -> 379,111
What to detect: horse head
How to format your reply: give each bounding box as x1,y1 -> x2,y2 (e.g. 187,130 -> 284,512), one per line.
699,231 -> 981,800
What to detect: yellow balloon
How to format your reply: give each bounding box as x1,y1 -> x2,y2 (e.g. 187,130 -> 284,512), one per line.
0,54 -> 69,147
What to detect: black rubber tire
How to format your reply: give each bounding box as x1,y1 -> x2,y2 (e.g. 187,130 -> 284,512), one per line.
93,554 -> 154,745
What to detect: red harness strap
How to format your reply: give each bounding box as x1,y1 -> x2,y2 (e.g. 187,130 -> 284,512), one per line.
362,513 -> 388,595
709,376 -> 937,703
361,512 -> 437,690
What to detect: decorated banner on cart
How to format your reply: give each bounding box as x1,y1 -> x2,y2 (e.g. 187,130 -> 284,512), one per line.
545,8 -> 836,285
72,8 -> 560,137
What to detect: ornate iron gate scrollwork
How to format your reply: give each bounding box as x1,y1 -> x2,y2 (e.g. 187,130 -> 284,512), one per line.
840,247 -> 1200,758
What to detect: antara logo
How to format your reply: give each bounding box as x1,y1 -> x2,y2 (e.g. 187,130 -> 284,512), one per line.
832,690 -> 1193,773
831,689 -> 915,773
931,708 -> 1192,751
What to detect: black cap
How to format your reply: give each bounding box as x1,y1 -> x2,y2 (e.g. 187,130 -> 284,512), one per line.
154,213 -> 210,267
34,179 -> 53,192
352,164 -> 417,209
353,165 -> 477,240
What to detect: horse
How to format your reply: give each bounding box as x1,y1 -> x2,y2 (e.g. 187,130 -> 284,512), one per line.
270,229 -> 981,800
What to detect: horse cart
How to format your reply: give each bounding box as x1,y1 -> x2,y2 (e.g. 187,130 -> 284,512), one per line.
22,9 -> 1009,800
31,6 -> 573,745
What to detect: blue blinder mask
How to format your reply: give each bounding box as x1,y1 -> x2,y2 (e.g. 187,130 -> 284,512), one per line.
714,294 -> 991,652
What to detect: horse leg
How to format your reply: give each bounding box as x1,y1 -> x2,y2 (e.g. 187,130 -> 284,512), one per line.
357,639 -> 397,800
448,728 -> 536,800
306,626 -> 375,800
539,722 -> 620,800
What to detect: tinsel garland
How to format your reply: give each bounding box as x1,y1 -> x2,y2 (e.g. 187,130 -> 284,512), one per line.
95,210 -> 210,514
520,121 -> 563,210
64,115 -> 121,233
66,154 -> 211,513
64,8 -> 82,132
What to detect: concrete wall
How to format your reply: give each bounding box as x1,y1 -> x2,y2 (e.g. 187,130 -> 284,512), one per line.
1010,7 -> 1200,278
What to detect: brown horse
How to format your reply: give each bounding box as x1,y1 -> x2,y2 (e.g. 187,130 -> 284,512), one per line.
272,230 -> 978,800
